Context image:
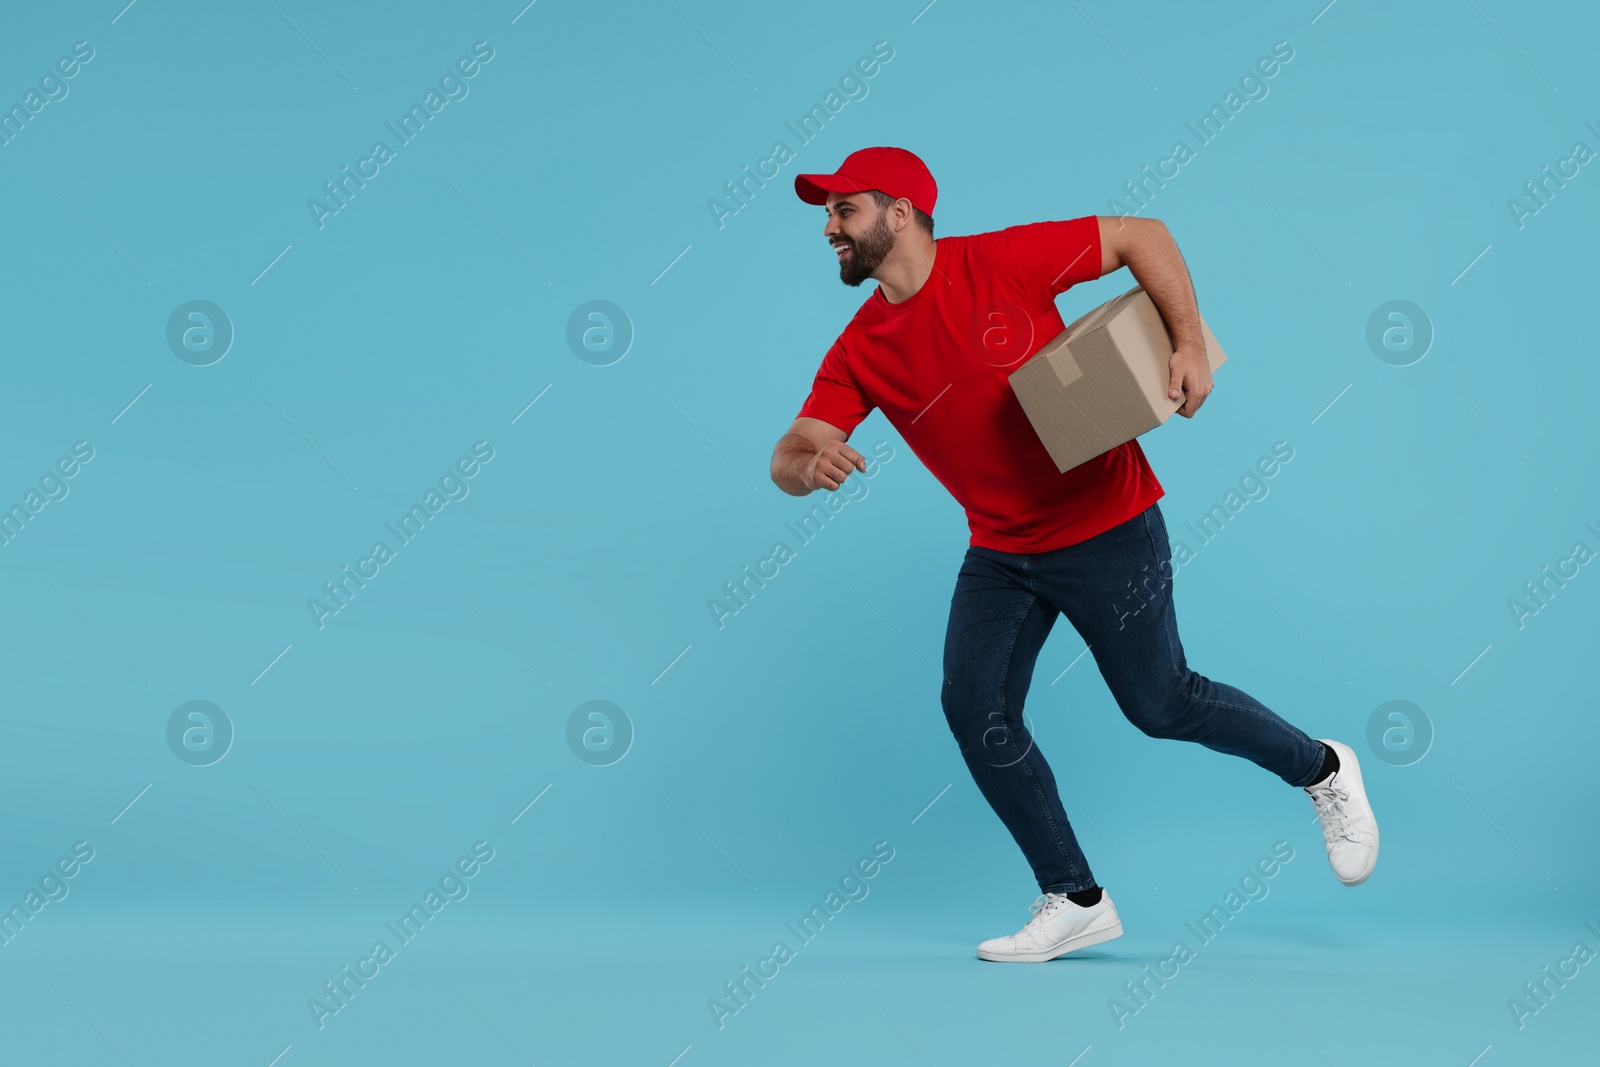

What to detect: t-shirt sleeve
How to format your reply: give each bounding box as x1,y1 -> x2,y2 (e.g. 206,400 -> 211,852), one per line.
796,338 -> 874,436
988,215 -> 1103,302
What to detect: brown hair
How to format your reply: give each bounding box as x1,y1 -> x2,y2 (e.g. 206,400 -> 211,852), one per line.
866,189 -> 934,237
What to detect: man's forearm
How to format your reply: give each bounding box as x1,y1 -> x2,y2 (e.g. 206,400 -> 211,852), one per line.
771,434 -> 817,496
1122,223 -> 1205,349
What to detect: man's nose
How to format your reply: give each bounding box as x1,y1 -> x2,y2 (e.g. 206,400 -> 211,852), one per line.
822,216 -> 842,238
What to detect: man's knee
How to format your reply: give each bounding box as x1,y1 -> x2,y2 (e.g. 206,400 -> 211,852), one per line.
940,673 -> 1002,746
1120,669 -> 1199,740
939,671 -> 978,730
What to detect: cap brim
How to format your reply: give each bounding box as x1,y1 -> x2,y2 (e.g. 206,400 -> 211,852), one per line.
794,172 -> 874,205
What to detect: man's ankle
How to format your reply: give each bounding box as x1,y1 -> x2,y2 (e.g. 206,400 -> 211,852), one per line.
1064,885 -> 1102,907
1307,741 -> 1339,787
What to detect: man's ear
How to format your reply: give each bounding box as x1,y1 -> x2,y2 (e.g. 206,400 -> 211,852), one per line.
893,197 -> 913,232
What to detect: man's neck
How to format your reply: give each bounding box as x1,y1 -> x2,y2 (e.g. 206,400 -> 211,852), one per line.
874,234 -> 938,304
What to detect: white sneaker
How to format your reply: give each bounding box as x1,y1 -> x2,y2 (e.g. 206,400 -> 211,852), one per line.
976,889 -> 1124,962
1305,738 -> 1379,886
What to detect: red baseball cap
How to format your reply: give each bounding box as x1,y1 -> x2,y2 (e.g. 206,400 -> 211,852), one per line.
794,146 -> 937,217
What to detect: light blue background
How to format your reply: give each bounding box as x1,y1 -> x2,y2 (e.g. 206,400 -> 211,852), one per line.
1,0 -> 1595,1063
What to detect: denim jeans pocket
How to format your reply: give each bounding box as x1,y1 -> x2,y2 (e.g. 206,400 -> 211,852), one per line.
1142,503 -> 1170,569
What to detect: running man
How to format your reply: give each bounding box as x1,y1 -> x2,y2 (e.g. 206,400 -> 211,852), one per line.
769,147 -> 1378,963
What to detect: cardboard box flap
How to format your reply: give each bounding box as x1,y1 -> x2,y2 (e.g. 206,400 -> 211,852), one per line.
1061,284 -> 1145,342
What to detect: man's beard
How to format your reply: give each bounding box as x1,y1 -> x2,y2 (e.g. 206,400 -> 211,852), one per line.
835,211 -> 895,287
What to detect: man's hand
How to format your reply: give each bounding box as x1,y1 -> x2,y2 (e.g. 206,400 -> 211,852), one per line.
805,439 -> 867,490
1167,342 -> 1214,418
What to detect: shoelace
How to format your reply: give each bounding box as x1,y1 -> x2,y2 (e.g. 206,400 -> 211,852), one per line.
1024,892 -> 1069,929
1308,782 -> 1355,843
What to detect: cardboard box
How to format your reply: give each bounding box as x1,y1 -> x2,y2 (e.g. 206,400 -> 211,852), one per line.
1008,284 -> 1227,473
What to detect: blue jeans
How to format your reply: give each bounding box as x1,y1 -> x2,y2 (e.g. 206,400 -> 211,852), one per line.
940,501 -> 1328,894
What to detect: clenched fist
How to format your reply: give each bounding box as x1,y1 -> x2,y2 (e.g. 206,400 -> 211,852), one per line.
806,439 -> 868,491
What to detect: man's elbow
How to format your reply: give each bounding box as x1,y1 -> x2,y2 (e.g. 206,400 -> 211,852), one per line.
1103,216 -> 1174,274
768,455 -> 788,493
1144,217 -> 1176,251
770,439 -> 809,496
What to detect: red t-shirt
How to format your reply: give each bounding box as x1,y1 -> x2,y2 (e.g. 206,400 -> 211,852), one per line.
796,216 -> 1164,553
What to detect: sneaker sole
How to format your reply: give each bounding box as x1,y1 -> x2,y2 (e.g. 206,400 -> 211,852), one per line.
975,919 -> 1124,963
